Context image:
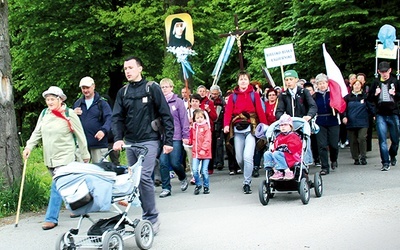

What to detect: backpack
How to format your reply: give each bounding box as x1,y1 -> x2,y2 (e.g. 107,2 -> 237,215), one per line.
74,96 -> 109,122
232,91 -> 266,112
123,80 -> 155,98
122,81 -> 164,134
41,107 -> 77,144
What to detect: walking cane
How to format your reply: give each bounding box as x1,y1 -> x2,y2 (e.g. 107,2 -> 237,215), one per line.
15,158 -> 28,227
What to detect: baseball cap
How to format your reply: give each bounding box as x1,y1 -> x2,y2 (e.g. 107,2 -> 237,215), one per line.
378,61 -> 391,72
284,70 -> 299,79
79,76 -> 95,87
42,86 -> 67,101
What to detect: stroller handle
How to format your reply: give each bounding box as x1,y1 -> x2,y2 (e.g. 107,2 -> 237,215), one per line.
100,145 -> 148,163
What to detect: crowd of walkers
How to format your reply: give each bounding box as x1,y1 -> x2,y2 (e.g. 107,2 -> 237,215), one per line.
22,56 -> 400,232
160,61 -> 400,195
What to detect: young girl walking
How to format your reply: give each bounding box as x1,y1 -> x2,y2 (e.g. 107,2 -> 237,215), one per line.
186,109 -> 212,195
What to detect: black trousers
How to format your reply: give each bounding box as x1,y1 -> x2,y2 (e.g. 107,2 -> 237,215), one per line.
316,125 -> 340,171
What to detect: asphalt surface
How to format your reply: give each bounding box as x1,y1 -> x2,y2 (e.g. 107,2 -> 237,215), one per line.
1,139 -> 400,250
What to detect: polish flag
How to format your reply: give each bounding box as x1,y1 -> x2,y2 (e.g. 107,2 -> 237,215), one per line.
322,43 -> 348,113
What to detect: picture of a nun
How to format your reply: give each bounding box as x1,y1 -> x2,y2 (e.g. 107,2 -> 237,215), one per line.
168,18 -> 192,48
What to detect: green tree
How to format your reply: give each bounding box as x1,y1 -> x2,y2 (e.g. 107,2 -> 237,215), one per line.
0,0 -> 23,186
9,0 -> 167,140
9,0 -> 400,145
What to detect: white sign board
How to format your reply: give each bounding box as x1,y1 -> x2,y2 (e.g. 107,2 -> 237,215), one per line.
376,44 -> 398,60
264,43 -> 296,68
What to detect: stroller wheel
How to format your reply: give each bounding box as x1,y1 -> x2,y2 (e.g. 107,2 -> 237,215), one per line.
102,231 -> 124,250
135,220 -> 154,250
258,180 -> 271,206
299,178 -> 310,205
313,173 -> 323,197
55,233 -> 74,250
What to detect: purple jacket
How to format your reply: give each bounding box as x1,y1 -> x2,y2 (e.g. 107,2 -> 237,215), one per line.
167,94 -> 190,140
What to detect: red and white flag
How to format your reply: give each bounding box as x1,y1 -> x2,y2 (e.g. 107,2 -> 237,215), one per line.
322,43 -> 348,113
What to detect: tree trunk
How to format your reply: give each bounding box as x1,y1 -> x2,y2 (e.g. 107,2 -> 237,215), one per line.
0,0 -> 23,187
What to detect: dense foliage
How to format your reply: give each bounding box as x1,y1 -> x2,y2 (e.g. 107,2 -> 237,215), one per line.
8,0 -> 400,141
0,148 -> 50,217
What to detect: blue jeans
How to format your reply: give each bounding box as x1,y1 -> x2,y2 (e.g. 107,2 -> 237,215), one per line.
126,140 -> 159,224
44,181 -> 63,224
192,158 -> 210,188
160,140 -> 186,191
263,151 -> 288,170
234,131 -> 256,185
375,115 -> 399,164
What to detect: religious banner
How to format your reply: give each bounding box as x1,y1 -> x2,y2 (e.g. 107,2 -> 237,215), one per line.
211,35 -> 235,85
264,43 -> 296,68
218,14 -> 257,71
165,13 -> 196,81
165,13 -> 194,48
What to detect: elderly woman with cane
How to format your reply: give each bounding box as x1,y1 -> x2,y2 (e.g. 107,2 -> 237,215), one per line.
22,86 -> 90,230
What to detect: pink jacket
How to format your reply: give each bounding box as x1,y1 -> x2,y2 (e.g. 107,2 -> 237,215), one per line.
189,121 -> 212,159
273,132 -> 302,168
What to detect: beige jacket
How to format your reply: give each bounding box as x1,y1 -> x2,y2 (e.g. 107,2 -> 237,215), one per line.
25,106 -> 90,168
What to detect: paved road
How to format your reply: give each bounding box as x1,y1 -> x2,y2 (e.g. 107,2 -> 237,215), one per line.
1,139 -> 400,249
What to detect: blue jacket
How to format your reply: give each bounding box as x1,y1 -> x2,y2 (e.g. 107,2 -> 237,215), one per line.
343,92 -> 371,129
314,90 -> 339,127
73,92 -> 112,149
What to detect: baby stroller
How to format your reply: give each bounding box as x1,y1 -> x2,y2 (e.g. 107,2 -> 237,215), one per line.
54,145 -> 154,250
258,117 -> 323,205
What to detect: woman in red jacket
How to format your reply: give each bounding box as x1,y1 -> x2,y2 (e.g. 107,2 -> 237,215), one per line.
187,109 -> 212,195
223,71 -> 267,194
265,88 -> 278,125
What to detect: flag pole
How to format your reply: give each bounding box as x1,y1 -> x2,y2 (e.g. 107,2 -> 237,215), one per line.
280,62 -> 285,90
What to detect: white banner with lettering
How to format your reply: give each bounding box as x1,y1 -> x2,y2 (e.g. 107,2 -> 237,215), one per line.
264,43 -> 296,68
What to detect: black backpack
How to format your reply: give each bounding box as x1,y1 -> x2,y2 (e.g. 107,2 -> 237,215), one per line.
74,95 -> 109,122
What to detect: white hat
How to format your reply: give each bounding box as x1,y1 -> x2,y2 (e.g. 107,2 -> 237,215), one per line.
42,86 -> 67,101
79,76 -> 94,87
279,114 -> 293,127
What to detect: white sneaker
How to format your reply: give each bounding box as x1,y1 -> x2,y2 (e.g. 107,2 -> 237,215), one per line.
180,179 -> 189,191
159,189 -> 171,198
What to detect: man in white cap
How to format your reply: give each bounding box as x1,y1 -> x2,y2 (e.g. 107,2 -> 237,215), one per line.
73,76 -> 112,163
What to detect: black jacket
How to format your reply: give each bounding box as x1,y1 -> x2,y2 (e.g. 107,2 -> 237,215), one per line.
275,87 -> 317,119
343,92 -> 372,129
112,78 -> 174,146
367,76 -> 400,116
